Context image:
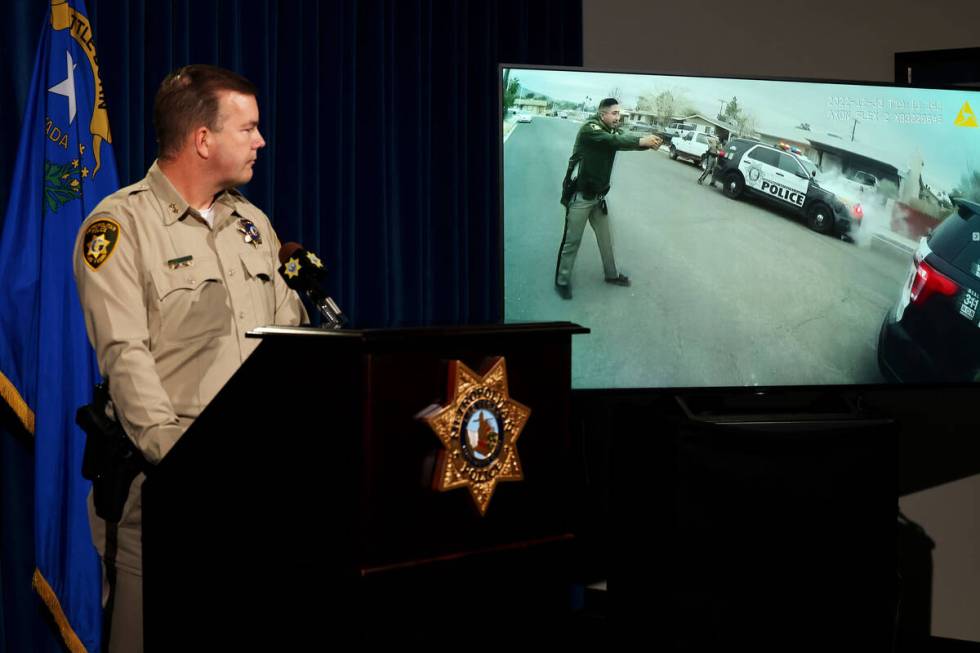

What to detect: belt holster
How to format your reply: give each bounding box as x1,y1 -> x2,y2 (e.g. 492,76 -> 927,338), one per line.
77,381 -> 148,523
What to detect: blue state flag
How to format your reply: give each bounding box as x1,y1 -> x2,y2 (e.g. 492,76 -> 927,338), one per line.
0,1 -> 119,651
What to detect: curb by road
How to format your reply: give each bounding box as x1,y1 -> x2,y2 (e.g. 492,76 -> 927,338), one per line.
502,119 -> 517,143
870,230 -> 916,261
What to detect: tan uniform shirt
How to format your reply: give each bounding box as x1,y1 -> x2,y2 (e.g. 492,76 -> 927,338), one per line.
74,161 -> 307,465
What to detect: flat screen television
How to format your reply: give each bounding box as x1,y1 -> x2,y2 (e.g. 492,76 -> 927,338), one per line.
500,65 -> 980,389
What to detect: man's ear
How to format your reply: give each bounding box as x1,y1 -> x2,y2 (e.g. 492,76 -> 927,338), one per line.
193,127 -> 210,158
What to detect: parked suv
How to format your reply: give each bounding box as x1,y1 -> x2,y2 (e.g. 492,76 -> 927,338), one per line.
627,122 -> 659,134
877,198 -> 980,382
712,138 -> 860,236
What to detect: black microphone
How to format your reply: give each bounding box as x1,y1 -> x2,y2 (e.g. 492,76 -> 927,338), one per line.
277,242 -> 347,329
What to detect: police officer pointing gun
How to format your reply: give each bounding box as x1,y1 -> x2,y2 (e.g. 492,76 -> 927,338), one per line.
555,97 -> 662,300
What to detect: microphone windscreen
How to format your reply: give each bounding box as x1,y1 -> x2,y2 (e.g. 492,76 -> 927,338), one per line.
278,241 -> 303,264
277,242 -> 327,293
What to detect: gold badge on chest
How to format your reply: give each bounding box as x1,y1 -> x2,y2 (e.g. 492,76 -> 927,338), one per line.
237,218 -> 262,247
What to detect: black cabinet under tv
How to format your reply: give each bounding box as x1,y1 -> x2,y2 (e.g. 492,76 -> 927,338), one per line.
572,389 -> 898,649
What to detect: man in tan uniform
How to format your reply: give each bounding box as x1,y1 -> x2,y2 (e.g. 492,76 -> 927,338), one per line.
73,65 -> 307,652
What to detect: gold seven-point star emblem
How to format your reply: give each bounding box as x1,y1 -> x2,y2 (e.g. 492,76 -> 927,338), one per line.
306,251 -> 323,268
417,357 -> 531,516
283,257 -> 301,279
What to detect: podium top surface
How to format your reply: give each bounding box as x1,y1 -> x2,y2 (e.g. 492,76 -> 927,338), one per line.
246,321 -> 589,341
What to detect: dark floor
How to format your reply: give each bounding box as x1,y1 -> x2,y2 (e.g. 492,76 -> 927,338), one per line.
572,582 -> 980,652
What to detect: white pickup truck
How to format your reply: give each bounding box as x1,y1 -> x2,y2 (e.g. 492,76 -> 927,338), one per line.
669,130 -> 714,167
839,170 -> 880,196
830,169 -> 887,207
665,121 -> 696,139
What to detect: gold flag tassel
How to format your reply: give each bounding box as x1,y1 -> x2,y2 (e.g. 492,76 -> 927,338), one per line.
33,569 -> 91,653
0,370 -> 35,434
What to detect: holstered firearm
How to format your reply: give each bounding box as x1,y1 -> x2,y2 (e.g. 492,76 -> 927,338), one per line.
560,156 -> 581,209
77,381 -> 148,523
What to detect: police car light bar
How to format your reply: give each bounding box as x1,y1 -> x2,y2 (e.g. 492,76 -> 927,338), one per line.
777,141 -> 804,155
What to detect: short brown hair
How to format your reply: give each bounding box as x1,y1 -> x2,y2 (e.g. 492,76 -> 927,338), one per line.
153,64 -> 258,159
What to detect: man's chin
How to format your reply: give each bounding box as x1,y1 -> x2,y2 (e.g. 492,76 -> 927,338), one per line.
232,170 -> 254,188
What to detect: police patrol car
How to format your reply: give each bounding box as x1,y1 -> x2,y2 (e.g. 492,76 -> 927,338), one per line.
712,138 -> 860,237
878,198 -> 980,382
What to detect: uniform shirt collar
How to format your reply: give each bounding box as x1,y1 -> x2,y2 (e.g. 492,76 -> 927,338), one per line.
591,115 -> 614,133
146,161 -> 189,226
146,160 -> 241,227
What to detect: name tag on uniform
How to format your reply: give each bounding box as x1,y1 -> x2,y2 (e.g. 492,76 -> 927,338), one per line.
167,255 -> 194,270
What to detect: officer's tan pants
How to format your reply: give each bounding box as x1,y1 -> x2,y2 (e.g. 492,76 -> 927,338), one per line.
103,564 -> 142,653
555,195 -> 618,287
89,474 -> 144,653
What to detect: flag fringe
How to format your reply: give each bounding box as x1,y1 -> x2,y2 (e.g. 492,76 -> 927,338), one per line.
0,370 -> 34,435
33,568 -> 91,653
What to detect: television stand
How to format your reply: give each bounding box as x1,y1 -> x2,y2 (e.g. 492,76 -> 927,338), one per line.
674,388 -> 870,426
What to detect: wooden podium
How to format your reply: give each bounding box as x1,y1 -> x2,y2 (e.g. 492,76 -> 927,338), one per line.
141,322 -> 587,648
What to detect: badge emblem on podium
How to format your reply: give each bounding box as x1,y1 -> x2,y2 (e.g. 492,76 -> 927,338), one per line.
417,357 -> 531,515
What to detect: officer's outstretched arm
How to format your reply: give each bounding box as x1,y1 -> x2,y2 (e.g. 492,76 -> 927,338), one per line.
580,127 -> 646,151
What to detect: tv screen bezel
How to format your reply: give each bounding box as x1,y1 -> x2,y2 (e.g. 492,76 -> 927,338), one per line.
497,62 -> 980,394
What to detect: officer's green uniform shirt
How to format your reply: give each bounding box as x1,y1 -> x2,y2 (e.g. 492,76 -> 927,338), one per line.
569,115 -> 647,195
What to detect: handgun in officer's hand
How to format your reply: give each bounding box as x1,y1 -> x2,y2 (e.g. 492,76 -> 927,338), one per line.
640,135 -> 662,149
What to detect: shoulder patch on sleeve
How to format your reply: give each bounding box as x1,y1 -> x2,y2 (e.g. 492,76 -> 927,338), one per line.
82,218 -> 121,271
591,123 -> 600,131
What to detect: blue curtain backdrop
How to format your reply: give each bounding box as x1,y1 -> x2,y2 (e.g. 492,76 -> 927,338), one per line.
0,1 -> 582,651
92,0 -> 584,327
